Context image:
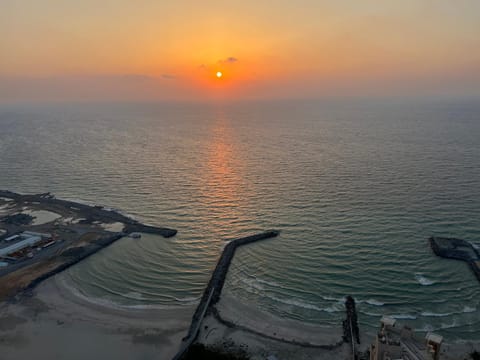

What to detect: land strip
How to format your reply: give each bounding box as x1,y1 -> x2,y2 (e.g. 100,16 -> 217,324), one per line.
0,190 -> 176,300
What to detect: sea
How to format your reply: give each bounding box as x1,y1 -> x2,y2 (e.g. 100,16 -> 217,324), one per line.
0,98 -> 479,341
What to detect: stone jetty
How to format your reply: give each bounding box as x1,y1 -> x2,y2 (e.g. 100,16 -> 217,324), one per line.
429,236 -> 480,282
173,230 -> 280,360
343,296 -> 360,359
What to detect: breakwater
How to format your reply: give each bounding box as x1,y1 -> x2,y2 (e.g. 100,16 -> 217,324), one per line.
0,190 -> 177,300
23,233 -> 123,295
173,230 -> 280,360
429,236 -> 480,282
342,296 -> 360,359
0,190 -> 177,238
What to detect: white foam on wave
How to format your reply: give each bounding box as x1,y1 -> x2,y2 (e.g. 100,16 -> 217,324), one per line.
360,311 -> 382,317
421,306 -> 477,317
269,294 -> 342,313
240,277 -> 265,291
415,324 -> 435,332
58,276 -> 186,311
416,319 -> 466,332
255,277 -> 281,288
322,295 -> 342,302
415,273 -> 435,286
392,314 -> 417,320
421,311 -> 453,317
365,299 -> 385,306
174,296 -> 201,304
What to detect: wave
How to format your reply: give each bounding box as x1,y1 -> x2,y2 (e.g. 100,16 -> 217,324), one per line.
391,314 -> 417,320
240,277 -> 265,291
174,296 -> 201,304
365,299 -> 385,306
360,311 -> 382,317
268,294 -> 342,313
255,277 -> 281,288
421,311 -> 453,317
415,273 -> 435,286
415,324 -> 435,332
58,276 -> 184,311
421,306 -> 476,317
418,321 -> 458,332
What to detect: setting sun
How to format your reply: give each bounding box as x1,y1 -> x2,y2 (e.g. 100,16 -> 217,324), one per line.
216,71 -> 223,78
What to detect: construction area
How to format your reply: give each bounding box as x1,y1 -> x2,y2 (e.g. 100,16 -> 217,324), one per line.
0,190 -> 176,300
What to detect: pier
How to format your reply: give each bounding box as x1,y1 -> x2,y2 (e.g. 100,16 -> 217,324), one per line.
173,230 -> 280,360
429,236 -> 480,282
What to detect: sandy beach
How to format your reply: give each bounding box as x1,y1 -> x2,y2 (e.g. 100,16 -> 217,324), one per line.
193,294 -> 353,360
0,273 -> 479,360
0,273 -> 194,360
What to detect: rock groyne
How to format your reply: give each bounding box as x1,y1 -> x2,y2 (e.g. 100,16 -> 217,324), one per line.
173,230 -> 280,360
429,236 -> 480,282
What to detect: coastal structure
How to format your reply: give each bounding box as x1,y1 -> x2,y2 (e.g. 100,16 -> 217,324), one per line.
429,236 -> 480,282
0,231 -> 50,257
343,295 -> 361,353
174,231 -> 280,360
0,190 -> 177,300
369,316 -> 442,360
175,231 -> 369,360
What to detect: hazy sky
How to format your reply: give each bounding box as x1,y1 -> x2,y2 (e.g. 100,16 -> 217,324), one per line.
1,0 -> 480,102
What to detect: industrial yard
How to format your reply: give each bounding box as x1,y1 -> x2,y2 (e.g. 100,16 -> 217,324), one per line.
0,190 -> 176,300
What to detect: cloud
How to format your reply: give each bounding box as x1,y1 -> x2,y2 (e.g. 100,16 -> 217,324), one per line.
119,74 -> 154,81
198,57 -> 239,71
161,74 -> 177,80
219,57 -> 238,64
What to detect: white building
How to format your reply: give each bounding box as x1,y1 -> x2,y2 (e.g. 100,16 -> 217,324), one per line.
370,316 -> 443,360
4,234 -> 20,242
0,235 -> 42,257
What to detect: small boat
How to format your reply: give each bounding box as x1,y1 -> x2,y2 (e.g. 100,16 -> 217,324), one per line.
129,232 -> 141,239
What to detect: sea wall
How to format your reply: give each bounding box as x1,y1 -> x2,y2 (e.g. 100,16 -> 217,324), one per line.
429,236 -> 480,283
173,230 -> 280,360
23,233 -> 123,294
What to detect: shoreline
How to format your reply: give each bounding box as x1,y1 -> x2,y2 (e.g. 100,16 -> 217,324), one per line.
0,272 -> 195,360
0,190 -> 177,301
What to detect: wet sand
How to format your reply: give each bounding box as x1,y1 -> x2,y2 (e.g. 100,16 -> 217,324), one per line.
194,294 -> 480,360
196,294 -> 352,360
0,273 -> 194,360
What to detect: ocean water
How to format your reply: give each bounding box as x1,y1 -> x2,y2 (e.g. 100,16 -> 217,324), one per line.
0,99 -> 479,340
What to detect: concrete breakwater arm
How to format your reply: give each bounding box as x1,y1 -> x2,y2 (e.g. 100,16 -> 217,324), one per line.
173,230 -> 280,360
429,236 -> 480,283
0,190 -> 177,238
342,296 -> 360,360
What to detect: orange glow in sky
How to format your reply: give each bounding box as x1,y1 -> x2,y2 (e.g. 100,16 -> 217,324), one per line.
1,1 -> 480,102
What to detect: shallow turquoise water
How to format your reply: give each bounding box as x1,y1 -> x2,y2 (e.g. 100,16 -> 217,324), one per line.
0,99 -> 479,340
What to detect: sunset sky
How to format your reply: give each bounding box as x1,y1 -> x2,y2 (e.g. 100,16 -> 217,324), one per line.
1,1 -> 480,102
